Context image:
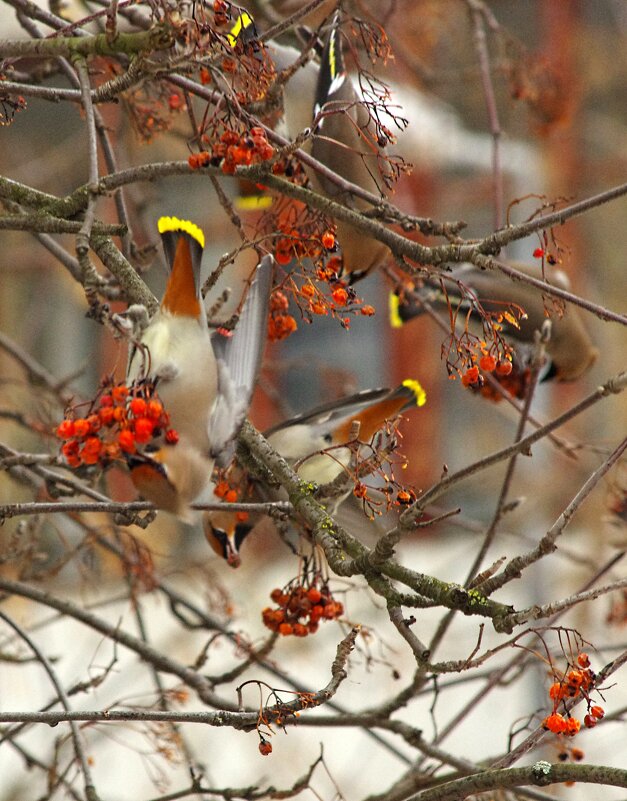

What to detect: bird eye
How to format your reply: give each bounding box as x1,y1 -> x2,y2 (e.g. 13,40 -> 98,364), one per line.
206,526 -> 229,558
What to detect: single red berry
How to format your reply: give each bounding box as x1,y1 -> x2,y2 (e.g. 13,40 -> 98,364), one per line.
577,653 -> 590,668
56,419 -> 75,440
479,355 -> 497,372
543,713 -> 567,733
146,399 -> 163,420
73,418 -> 90,439
332,287 -> 348,306
118,430 -> 136,454
112,385 -> 129,404
98,406 -> 115,426
61,440 -> 80,459
321,231 -> 335,249
165,429 -> 179,445
590,705 -> 604,719
275,249 -> 291,265
258,739 -> 272,756
566,717 -> 581,736
533,247 -> 545,258
133,417 -> 155,444
129,397 -> 147,417
495,359 -> 513,376
307,587 -> 322,604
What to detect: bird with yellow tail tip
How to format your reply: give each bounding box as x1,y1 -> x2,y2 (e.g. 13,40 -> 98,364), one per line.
125,216 -> 273,520
203,379 -> 427,564
390,262 -> 598,394
309,13 -> 392,282
224,9 -> 391,281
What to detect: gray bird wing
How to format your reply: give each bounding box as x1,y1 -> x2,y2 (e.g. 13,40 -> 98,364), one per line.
208,254 -> 274,459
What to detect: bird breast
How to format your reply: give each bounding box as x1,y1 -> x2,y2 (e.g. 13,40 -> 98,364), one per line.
128,312 -> 218,449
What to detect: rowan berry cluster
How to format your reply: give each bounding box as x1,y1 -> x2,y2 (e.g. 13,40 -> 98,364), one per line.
188,127 -> 274,174
456,341 -> 535,402
213,479 -> 250,524
542,652 -> 605,736
268,290 -> 298,342
262,583 -> 344,637
274,226 -> 326,266
55,382 -> 178,469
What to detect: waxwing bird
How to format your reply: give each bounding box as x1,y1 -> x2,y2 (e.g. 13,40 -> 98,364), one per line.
126,216 -> 273,519
265,380 -> 426,484
126,217 -> 217,451
228,11 -> 391,281
203,379 -> 426,563
391,262 -> 598,390
310,15 -> 391,282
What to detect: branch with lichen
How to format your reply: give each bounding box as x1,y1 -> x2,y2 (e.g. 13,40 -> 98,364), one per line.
0,26 -> 173,59
238,421 -> 515,628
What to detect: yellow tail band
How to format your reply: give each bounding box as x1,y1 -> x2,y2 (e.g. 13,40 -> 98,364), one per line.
227,11 -> 254,48
402,379 -> 427,407
389,293 -> 404,329
234,194 -> 274,211
158,216 -> 205,249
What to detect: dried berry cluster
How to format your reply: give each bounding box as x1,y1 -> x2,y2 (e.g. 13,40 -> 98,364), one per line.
55,382 -> 178,468
188,126 -> 274,174
542,652 -> 605,736
262,583 -> 344,637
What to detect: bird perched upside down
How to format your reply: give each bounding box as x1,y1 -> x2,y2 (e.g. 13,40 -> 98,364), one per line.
125,216 -> 273,520
204,379 -> 427,565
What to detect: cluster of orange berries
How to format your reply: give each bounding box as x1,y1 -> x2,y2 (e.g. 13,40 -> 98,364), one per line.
542,653 -> 605,736
268,290 -> 298,342
262,583 -> 344,637
188,127 -> 274,175
458,349 -> 533,402
55,382 -> 178,469
461,354 -> 513,388
213,479 -> 250,524
274,226 -> 330,267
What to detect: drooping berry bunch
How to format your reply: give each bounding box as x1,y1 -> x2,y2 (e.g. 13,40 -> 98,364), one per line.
459,346 -> 532,402
213,478 -> 250,525
55,381 -> 178,469
262,581 -> 344,637
188,126 -> 274,174
542,652 -> 605,736
268,262 -> 375,344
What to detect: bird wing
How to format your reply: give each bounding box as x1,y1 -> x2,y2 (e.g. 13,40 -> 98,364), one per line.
208,254 -> 274,458
265,381 -> 425,446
